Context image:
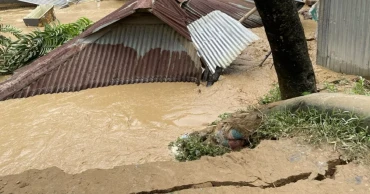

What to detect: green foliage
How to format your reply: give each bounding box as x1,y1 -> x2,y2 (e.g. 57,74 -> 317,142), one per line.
324,82 -> 338,93
210,112 -> 232,125
169,135 -> 230,162
302,91 -> 311,96
250,108 -> 370,160
259,84 -> 281,104
351,77 -> 370,96
0,17 -> 93,75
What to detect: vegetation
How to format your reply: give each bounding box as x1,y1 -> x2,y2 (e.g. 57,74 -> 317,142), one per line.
210,112 -> 232,125
259,84 -> 281,104
352,77 -> 370,96
169,135 -> 230,162
324,82 -> 338,93
0,17 -> 93,75
250,108 -> 370,160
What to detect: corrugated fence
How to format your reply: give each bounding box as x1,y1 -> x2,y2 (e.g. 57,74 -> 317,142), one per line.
317,0 -> 370,76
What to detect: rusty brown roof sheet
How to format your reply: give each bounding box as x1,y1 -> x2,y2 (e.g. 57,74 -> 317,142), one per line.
0,0 -> 201,101
179,0 -> 263,28
81,0 -> 191,40
0,0 -> 268,101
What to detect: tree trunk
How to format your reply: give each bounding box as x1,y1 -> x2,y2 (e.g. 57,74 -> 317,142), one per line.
254,0 -> 317,100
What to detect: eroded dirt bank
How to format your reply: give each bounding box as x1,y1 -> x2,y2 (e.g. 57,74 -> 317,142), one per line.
0,140 -> 369,193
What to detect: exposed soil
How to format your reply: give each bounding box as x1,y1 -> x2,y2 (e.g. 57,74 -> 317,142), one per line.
0,2 -> 369,194
0,140 -> 369,193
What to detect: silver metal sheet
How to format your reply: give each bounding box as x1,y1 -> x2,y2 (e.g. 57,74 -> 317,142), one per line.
317,0 -> 370,76
188,10 -> 259,73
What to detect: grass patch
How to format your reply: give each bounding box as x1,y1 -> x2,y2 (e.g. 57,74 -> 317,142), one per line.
324,82 -> 338,93
259,84 -> 281,104
250,107 -> 370,161
169,135 -> 231,162
352,77 -> 370,96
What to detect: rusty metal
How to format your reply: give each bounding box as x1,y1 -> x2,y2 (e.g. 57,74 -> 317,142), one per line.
0,0 -> 202,101
179,0 -> 263,28
82,0 -> 191,40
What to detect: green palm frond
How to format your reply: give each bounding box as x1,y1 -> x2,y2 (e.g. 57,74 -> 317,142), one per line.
0,17 -> 93,75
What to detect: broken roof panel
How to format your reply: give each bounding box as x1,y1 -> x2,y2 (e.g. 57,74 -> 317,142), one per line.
179,0 -> 263,28
18,0 -> 67,7
188,10 -> 259,73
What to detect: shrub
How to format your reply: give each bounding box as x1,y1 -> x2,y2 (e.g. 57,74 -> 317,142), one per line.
169,135 -> 230,162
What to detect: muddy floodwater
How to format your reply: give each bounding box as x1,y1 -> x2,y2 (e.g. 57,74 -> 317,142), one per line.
0,67 -> 276,176
0,53 -> 277,176
0,1 -> 278,176
0,1 -> 126,35
0,83 -> 209,175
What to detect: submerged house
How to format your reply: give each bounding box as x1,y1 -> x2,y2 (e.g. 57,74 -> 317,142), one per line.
0,0 -> 259,101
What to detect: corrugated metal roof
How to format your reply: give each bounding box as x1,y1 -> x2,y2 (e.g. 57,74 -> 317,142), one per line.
18,0 -> 67,6
8,23 -> 201,99
0,2 -> 202,101
180,0 -> 263,28
81,0 -> 191,40
188,10 -> 259,73
0,0 -> 265,100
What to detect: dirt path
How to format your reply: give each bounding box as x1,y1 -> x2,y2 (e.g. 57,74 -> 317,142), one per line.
0,139 -> 369,193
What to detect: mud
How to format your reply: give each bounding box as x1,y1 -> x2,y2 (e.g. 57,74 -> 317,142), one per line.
0,2 -> 368,193
0,1 -> 281,176
0,140 -> 369,194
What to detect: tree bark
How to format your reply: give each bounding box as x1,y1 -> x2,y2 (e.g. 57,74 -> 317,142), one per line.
254,0 -> 317,100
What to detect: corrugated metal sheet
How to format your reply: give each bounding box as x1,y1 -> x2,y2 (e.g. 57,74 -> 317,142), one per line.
317,0 -> 370,76
0,0 -> 265,100
188,10 -> 259,73
18,0 -> 67,6
82,0 -> 191,40
180,0 -> 263,28
9,23 -> 201,99
0,1 -> 202,101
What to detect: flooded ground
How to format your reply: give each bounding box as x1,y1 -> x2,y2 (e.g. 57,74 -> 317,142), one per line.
0,1 -> 357,180
0,55 -> 277,176
0,0 -> 126,35
0,20 -> 278,175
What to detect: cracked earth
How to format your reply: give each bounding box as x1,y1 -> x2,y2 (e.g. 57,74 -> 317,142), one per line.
0,139 -> 369,193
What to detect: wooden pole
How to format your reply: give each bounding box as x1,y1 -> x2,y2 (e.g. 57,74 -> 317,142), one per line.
239,7 -> 257,23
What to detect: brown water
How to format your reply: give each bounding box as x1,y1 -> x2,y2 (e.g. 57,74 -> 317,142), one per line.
0,1 -> 126,36
0,58 -> 277,176
0,2 -> 279,176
